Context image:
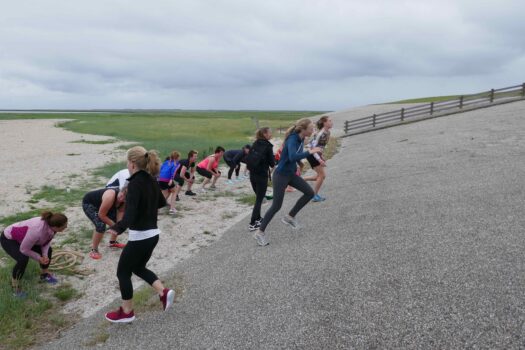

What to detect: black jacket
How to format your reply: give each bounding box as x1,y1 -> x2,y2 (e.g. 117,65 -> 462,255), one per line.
250,139 -> 275,175
111,170 -> 166,234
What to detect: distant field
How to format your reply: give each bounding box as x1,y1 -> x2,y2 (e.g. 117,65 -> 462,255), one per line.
388,95 -> 461,104
0,110 -> 326,175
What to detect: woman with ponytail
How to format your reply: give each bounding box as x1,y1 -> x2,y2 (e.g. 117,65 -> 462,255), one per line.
303,115 -> 333,201
104,146 -> 175,323
1,211 -> 68,297
253,118 -> 321,246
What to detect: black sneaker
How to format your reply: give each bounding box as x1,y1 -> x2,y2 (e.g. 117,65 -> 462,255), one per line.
185,190 -> 197,196
176,195 -> 180,201
248,221 -> 261,231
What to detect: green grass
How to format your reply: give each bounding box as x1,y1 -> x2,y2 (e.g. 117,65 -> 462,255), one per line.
388,95 -> 462,104
237,193 -> 256,205
0,111 -> 325,161
0,260 -> 66,349
70,139 -> 118,144
53,284 -> 78,302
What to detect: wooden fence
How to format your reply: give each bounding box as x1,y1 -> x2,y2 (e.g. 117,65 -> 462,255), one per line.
344,83 -> 525,136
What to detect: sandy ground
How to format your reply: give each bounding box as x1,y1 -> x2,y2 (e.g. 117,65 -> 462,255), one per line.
0,119 -> 271,318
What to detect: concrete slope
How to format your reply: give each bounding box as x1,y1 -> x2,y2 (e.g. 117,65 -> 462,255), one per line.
40,100 -> 525,349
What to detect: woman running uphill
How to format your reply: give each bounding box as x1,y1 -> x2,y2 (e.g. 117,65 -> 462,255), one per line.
304,116 -> 333,202
247,127 -> 275,231
1,211 -> 68,297
254,118 -> 321,246
104,146 -> 174,323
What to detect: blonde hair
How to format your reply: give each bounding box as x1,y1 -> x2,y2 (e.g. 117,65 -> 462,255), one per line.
166,150 -> 180,161
127,146 -> 161,177
255,127 -> 271,140
284,118 -> 312,140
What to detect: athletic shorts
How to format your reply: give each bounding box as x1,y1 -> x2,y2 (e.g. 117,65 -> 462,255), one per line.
158,180 -> 175,190
196,167 -> 213,179
306,154 -> 321,168
82,202 -> 115,233
172,176 -> 183,187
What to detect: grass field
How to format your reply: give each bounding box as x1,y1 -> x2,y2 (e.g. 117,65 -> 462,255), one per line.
0,109 -> 327,349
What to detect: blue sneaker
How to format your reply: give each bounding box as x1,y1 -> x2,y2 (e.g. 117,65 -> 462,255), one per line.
40,273 -> 58,285
226,179 -> 234,185
13,290 -> 27,299
312,194 -> 325,202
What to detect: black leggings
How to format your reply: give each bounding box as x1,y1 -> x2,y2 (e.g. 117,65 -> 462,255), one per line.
226,160 -> 241,179
260,171 -> 314,232
1,233 -> 52,280
117,235 -> 159,300
250,173 -> 269,225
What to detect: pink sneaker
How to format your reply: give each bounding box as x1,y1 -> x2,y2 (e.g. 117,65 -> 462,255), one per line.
105,307 -> 135,323
108,241 -> 126,249
160,288 -> 175,311
89,250 -> 102,260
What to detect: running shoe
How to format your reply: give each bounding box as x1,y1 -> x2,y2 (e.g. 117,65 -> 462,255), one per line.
185,190 -> 197,196
109,241 -> 126,249
253,230 -> 269,246
281,215 -> 300,229
40,273 -> 58,285
209,185 -> 217,191
176,195 -> 180,201
105,307 -> 135,323
160,288 -> 175,311
248,221 -> 260,231
226,179 -> 234,185
169,208 -> 177,215
12,290 -> 27,299
312,194 -> 326,202
200,188 -> 207,193
89,249 -> 102,260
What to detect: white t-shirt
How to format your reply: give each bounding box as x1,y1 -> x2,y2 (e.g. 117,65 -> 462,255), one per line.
106,169 -> 130,191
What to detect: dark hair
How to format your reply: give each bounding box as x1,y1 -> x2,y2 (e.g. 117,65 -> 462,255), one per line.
316,116 -> 329,130
243,144 -> 251,150
215,146 -> 225,154
188,150 -> 198,159
41,211 -> 68,228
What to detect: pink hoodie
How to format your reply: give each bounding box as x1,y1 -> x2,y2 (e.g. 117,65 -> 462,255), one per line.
3,217 -> 55,261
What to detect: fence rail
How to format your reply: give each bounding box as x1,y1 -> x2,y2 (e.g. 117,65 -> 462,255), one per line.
344,83 -> 525,136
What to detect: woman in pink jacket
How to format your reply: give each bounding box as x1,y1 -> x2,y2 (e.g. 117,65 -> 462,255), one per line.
1,211 -> 68,297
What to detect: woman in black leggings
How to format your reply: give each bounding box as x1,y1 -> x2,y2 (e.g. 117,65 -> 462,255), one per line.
254,118 -> 321,246
247,127 -> 275,231
104,146 -> 175,323
1,211 -> 68,297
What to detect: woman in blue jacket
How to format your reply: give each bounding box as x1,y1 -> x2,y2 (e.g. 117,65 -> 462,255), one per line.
253,118 -> 321,246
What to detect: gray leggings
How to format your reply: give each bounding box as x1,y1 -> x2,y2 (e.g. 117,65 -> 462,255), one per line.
259,171 -> 314,232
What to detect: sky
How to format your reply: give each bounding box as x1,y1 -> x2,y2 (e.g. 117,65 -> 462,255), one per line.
0,0 -> 524,111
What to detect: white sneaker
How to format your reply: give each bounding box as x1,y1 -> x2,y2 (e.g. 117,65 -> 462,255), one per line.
253,229 -> 269,246
281,215 -> 300,229
226,179 -> 234,185
200,188 -> 207,193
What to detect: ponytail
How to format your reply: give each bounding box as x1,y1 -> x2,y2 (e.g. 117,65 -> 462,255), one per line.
127,146 -> 161,177
41,211 -> 68,228
284,118 -> 312,141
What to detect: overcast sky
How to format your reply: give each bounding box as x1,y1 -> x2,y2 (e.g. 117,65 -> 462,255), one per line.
1,0 -> 524,110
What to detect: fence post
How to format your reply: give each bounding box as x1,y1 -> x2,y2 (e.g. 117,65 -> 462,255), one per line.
522,83 -> 525,97
459,96 -> 464,109
344,121 -> 348,134
401,108 -> 405,122
373,114 -> 376,127
490,89 -> 495,103
430,102 -> 434,115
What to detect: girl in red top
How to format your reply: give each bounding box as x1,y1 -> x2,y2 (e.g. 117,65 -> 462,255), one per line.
196,146 -> 225,192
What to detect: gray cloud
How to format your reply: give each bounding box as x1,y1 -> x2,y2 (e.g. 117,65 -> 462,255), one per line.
0,0 -> 524,110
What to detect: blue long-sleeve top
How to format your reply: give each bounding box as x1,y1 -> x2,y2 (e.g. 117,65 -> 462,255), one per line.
276,132 -> 310,176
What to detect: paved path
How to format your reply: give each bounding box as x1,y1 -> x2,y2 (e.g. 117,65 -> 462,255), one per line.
41,101 -> 525,349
